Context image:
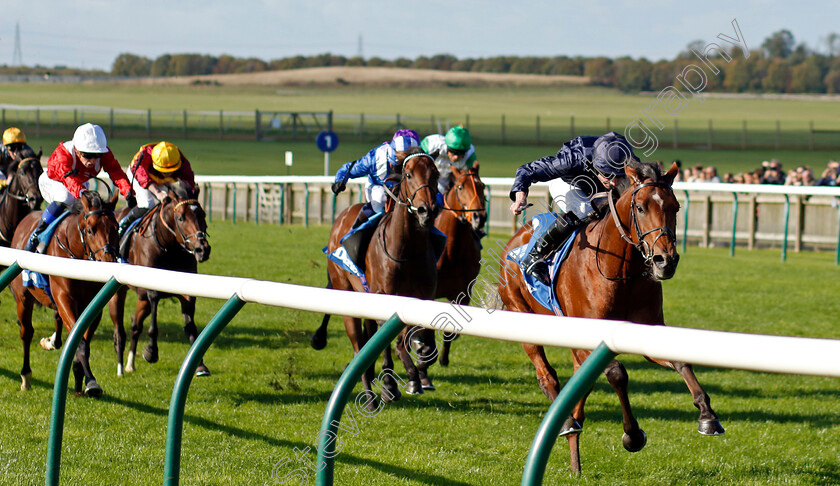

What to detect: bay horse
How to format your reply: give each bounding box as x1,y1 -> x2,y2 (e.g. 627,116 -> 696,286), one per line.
108,184 -> 210,377
10,190 -> 120,396
498,160 -> 724,473
317,149 -> 441,408
434,163 -> 486,367
0,149 -> 44,247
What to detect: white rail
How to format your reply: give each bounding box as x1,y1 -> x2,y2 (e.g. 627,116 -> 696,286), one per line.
2,247 -> 840,378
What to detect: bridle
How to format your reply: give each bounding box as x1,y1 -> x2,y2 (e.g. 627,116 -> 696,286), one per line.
157,198 -> 208,255
442,170 -> 485,224
597,181 -> 677,280
2,158 -> 41,206
382,153 -> 437,214
55,209 -> 119,260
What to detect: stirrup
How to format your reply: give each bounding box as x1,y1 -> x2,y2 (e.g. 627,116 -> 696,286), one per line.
523,257 -> 550,286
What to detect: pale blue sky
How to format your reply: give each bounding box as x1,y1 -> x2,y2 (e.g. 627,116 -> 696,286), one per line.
1,0 -> 837,71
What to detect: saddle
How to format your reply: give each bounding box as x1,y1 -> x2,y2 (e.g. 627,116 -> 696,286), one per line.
22,210 -> 73,299
506,212 -> 581,316
118,206 -> 160,259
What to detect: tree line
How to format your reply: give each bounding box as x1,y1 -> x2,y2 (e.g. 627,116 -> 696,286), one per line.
107,29 -> 838,94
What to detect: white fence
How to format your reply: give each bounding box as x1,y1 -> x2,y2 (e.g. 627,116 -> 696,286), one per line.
1,246 -> 840,377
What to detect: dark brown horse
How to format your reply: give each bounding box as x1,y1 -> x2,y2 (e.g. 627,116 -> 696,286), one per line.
10,190 -> 119,396
434,163 -> 486,367
498,160 -> 723,473
316,150 -> 441,406
108,184 -> 210,377
0,150 -> 43,247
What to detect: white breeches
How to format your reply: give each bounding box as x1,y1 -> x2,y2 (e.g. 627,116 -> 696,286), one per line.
39,172 -> 88,205
547,179 -> 593,219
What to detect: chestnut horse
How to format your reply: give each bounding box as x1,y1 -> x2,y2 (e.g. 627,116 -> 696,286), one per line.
0,151 -> 44,247
108,184 -> 210,377
318,150 -> 440,406
498,160 -> 723,473
10,190 -> 119,396
434,164 -> 486,367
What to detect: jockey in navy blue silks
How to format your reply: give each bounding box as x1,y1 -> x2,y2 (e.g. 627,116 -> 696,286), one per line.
509,132 -> 639,286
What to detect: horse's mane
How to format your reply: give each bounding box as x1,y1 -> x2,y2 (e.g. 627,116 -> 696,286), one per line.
70,191 -> 106,214
15,145 -> 39,162
166,182 -> 192,200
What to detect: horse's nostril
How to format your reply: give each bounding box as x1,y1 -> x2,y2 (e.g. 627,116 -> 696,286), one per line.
652,255 -> 666,266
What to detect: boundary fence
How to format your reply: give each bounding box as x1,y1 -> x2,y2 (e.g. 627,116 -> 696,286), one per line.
1,247 -> 840,485
191,176 -> 840,262
4,104 -> 840,148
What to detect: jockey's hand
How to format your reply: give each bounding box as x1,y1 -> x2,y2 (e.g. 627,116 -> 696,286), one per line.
510,191 -> 528,215
331,181 -> 346,194
125,194 -> 137,208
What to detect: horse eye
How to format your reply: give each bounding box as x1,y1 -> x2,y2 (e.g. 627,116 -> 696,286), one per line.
636,204 -> 644,213
458,185 -> 463,190
405,173 -> 412,179
177,216 -> 185,222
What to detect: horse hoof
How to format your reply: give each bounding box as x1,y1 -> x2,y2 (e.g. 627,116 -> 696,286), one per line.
420,377 -> 436,391
117,364 -> 124,377
405,381 -> 424,395
20,373 -> 32,391
559,418 -> 583,437
698,419 -> 725,436
439,355 -> 449,367
381,387 -> 402,403
195,365 -> 211,377
39,335 -> 58,351
310,333 -> 327,351
622,430 -> 647,452
85,381 -> 103,398
143,345 -> 159,364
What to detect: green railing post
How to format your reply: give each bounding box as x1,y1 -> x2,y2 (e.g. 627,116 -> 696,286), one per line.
164,295 -> 246,486
682,190 -> 690,253
0,261 -> 23,290
207,184 -> 213,223
46,277 -> 123,486
730,192 -> 738,258
316,314 -> 406,486
835,201 -> 840,266
232,183 -> 237,224
331,193 -> 337,224
304,183 -> 310,228
255,183 -> 260,226
782,194 -> 790,262
521,342 -> 616,486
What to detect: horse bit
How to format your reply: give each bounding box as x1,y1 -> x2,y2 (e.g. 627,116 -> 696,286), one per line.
607,181 -> 677,265
158,199 -> 207,254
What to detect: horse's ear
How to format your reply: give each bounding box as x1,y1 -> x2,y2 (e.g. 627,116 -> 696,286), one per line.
471,161 -> 479,175
37,148 -> 43,159
624,165 -> 642,186
664,162 -> 679,186
450,165 -> 462,178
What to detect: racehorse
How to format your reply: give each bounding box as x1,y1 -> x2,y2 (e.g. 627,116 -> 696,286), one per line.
315,148 -> 441,407
108,184 -> 210,377
498,160 -> 724,473
0,149 -> 43,247
10,190 -> 119,396
434,163 -> 486,367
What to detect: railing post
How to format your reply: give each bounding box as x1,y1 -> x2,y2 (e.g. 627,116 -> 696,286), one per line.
730,192 -> 738,257
682,190 -> 690,253
164,295 -> 246,486
316,314 -> 406,486
232,183 -> 237,225
46,278 -> 123,486
219,110 -> 224,140
521,342 -> 616,485
835,201 -> 840,266
304,183 -> 310,228
0,261 -> 22,290
782,194 -> 790,262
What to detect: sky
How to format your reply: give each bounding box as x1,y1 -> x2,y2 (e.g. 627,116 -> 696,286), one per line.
1,0 -> 839,71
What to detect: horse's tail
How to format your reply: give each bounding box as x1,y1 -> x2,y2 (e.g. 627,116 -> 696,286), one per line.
310,272 -> 332,350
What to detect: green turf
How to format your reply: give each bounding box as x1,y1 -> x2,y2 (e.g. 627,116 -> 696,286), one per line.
0,222 -> 838,485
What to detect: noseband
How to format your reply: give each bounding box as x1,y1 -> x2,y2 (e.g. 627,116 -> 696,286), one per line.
442,171 -> 485,223
55,208 -> 118,260
382,153 -> 436,214
607,181 -> 677,265
158,199 -> 208,254
3,158 -> 40,206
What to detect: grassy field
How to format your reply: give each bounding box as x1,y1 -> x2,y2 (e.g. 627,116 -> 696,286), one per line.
0,222 -> 839,485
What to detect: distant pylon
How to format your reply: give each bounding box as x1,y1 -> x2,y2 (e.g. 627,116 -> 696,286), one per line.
12,22 -> 23,66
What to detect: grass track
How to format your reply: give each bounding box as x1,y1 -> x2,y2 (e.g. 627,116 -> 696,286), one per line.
0,222 -> 839,485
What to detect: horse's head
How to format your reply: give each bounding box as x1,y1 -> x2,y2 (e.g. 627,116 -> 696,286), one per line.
619,160 -> 681,280
162,185 -> 211,262
72,190 -> 119,262
449,163 -> 487,231
7,151 -> 44,210
395,148 -> 440,228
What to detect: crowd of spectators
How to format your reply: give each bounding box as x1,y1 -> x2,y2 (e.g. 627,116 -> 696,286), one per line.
665,159 -> 840,186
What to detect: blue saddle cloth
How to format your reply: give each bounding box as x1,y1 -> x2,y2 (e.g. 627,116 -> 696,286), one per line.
21,211 -> 73,300
506,212 -> 580,316
324,212 -> 447,293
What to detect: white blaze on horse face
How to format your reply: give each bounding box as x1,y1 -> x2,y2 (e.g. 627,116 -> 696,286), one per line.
651,193 -> 664,208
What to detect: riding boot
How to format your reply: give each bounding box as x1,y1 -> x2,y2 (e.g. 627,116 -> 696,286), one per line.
351,203 -> 375,229
25,202 -> 65,253
521,211 -> 582,286
118,206 -> 149,258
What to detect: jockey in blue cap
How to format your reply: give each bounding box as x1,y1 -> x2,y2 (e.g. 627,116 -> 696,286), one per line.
509,132 -> 638,285
332,129 -> 421,224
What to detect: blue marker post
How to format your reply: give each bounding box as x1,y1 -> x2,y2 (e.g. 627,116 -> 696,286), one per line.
316,130 -> 339,176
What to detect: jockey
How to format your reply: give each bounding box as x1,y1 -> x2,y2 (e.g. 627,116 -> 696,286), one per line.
331,129 -> 421,224
421,126 -> 477,193
25,123 -> 132,253
0,127 -> 37,185
118,141 -> 197,242
509,132 -> 638,285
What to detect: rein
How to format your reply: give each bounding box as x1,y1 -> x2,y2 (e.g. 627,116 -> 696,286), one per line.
55,209 -> 118,260
441,171 -> 485,223
157,198 -> 207,255
382,153 -> 436,214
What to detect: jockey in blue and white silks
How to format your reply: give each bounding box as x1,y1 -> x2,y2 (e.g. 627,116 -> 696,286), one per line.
332,130 -> 421,214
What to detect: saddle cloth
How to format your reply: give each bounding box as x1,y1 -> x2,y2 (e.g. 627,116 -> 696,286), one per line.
506,212 -> 581,316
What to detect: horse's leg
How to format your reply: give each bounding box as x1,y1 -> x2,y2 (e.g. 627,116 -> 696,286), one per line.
394,326 -> 423,395
344,316 -> 377,412
440,333 -> 459,367
76,318 -> 103,398
310,274 -> 332,350
127,293 -> 152,372
108,286 -> 128,377
39,309 -> 63,351
143,294 -> 160,364
647,357 -> 725,435
379,337 -> 401,403
415,328 -> 438,391
179,295 -> 209,377
17,293 -> 34,391
600,357 -> 647,452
